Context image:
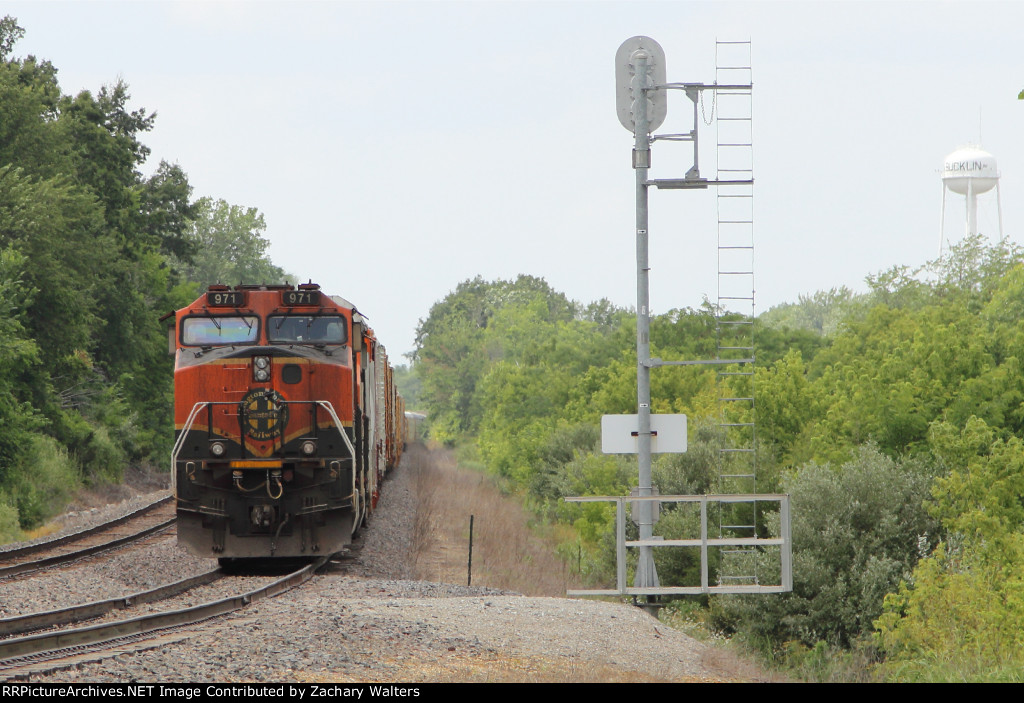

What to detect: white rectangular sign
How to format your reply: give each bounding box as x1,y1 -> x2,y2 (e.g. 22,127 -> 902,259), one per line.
601,414 -> 687,454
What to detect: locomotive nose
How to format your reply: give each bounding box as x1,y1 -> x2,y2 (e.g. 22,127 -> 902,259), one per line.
174,283 -> 405,560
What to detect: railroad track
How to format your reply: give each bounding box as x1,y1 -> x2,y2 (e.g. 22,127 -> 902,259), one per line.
0,569 -> 223,638
0,495 -> 175,579
0,493 -> 333,679
0,556 -> 329,680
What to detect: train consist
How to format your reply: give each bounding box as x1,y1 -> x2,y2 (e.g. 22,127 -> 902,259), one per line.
168,283 -> 405,562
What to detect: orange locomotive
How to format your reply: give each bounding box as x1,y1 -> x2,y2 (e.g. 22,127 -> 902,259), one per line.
169,283 -> 404,562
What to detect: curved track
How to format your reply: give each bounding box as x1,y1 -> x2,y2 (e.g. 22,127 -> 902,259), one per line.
0,556 -> 328,680
0,569 -> 222,638
0,496 -> 174,579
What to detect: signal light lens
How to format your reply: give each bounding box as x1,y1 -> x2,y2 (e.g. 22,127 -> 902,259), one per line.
210,441 -> 226,457
301,440 -> 317,456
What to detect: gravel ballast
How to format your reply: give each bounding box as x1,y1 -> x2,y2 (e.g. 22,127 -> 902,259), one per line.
10,449 -> 743,683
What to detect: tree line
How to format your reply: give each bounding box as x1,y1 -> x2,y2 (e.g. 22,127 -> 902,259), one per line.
0,17 -> 294,539
410,235 -> 1024,681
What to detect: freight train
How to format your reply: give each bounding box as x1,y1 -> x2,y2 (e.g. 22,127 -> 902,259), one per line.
167,283 -> 404,563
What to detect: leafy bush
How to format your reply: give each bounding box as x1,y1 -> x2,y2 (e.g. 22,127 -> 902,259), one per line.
6,433 -> 80,528
0,496 -> 21,543
874,417 -> 1024,681
875,538 -> 1024,682
715,444 -> 938,649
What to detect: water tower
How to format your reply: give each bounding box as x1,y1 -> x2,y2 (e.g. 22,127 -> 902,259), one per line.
940,145 -> 1003,254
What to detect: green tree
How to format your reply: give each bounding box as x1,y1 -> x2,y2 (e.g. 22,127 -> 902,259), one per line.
0,15 -> 201,523
875,417 -> 1024,681
756,349 -> 819,466
177,196 -> 291,289
0,165 -> 107,378
0,246 -> 40,473
137,160 -> 198,261
760,286 -> 863,337
412,275 -> 580,442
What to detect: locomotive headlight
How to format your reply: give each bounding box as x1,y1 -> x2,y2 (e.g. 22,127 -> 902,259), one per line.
300,440 -> 317,456
253,356 -> 271,382
210,441 -> 226,457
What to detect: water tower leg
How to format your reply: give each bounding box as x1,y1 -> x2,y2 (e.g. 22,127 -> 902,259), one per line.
940,186 -> 946,256
967,179 -> 977,238
997,181 -> 1004,240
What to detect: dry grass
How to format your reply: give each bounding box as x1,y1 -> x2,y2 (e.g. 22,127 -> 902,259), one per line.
393,444 -> 778,683
700,646 -> 792,683
307,653 -> 710,683
22,522 -> 62,541
407,445 -> 583,595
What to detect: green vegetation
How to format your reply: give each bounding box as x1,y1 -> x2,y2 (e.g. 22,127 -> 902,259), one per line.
0,17 -> 295,537
5,10 -> 1024,681
173,197 -> 295,289
410,235 -> 1024,681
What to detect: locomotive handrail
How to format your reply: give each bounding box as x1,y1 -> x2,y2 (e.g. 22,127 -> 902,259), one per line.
314,401 -> 357,461
170,402 -> 212,495
172,401 -> 358,467
171,400 -> 360,506
315,400 -> 361,529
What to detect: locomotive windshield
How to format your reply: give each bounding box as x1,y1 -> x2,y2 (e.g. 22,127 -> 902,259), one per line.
182,316 -> 259,346
268,315 -> 347,344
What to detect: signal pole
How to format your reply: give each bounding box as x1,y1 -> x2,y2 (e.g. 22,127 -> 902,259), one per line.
616,37 -> 667,594
633,49 -> 657,592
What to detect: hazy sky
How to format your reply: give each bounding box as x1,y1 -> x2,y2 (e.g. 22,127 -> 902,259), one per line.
7,1 -> 1022,358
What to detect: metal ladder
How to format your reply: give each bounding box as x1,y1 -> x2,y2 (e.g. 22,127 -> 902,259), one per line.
714,40 -> 758,586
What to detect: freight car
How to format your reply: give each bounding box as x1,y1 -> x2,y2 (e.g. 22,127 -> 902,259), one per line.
167,283 -> 404,562
403,411 -> 426,447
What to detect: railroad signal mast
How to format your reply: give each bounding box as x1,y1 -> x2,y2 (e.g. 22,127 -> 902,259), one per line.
567,37 -> 791,606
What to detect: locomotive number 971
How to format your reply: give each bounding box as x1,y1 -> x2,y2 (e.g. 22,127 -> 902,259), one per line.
166,283 -> 404,562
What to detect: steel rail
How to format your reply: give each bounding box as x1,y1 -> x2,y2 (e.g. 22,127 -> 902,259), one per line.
0,495 -> 172,562
0,513 -> 176,579
0,568 -> 221,637
0,555 -> 329,665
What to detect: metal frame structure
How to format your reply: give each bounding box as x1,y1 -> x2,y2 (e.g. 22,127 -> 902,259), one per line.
565,494 -> 792,596
567,37 -> 791,601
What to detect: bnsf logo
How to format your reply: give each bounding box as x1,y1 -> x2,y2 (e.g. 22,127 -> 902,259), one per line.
239,389 -> 289,440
